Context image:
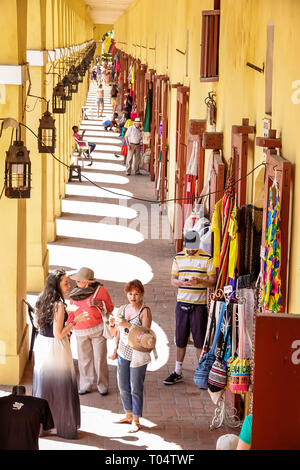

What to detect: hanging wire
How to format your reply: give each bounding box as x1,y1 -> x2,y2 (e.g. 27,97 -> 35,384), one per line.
0,118 -> 267,205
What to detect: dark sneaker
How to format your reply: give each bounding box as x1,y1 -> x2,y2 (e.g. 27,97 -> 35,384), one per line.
163,371 -> 183,385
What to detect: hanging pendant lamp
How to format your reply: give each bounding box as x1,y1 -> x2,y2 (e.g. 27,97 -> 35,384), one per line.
38,104 -> 56,153
5,139 -> 31,199
52,82 -> 66,114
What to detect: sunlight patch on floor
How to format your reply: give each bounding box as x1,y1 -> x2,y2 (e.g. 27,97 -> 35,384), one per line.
90,153 -> 123,161
47,245 -> 154,284
56,219 -> 144,244
65,183 -> 133,200
82,161 -> 125,172
39,405 -> 181,451
61,200 -> 137,219
80,136 -> 121,144
80,172 -> 128,185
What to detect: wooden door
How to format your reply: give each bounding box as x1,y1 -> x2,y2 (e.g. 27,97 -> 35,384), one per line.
231,118 -> 255,208
159,78 -> 169,210
252,313 -> 300,450
173,86 -> 189,252
149,71 -> 157,181
154,76 -> 163,194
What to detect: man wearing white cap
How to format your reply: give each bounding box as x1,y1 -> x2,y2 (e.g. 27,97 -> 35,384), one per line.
163,230 -> 216,385
125,117 -> 143,175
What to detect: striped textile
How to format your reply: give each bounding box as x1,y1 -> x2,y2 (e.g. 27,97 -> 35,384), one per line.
172,249 -> 216,304
214,179 -> 234,295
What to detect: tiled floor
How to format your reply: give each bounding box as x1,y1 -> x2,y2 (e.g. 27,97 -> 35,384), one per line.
0,83 -> 236,450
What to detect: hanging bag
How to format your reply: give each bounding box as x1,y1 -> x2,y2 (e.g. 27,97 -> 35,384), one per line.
228,303 -> 251,393
207,326 -> 230,393
93,286 -> 114,340
194,302 -> 226,390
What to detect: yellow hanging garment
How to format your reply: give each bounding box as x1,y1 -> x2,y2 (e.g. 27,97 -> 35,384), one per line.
211,199 -> 222,268
228,204 -> 238,279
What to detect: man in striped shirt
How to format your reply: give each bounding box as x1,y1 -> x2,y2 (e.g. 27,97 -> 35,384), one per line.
163,230 -> 216,385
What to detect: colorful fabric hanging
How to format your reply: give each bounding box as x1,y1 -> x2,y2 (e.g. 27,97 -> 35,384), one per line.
108,39 -> 115,54
211,199 -> 222,268
228,203 -> 238,279
262,186 -> 282,311
143,85 -> 153,132
214,177 -> 234,295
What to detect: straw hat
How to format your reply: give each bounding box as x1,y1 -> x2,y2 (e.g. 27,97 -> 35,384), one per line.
128,325 -> 156,352
134,117 -> 141,123
69,267 -> 100,282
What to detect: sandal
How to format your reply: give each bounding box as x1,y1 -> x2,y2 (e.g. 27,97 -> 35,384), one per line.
115,415 -> 133,424
128,420 -> 141,433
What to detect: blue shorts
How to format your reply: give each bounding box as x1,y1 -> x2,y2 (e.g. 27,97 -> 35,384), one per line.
175,302 -> 208,348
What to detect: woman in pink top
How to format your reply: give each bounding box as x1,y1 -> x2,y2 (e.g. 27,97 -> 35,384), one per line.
67,267 -> 114,396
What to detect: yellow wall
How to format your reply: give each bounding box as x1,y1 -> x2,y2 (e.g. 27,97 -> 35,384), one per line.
114,0 -> 300,314
0,0 -> 94,385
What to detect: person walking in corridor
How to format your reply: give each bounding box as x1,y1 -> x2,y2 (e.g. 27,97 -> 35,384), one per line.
33,269 -> 88,439
109,280 -> 153,433
163,231 -> 217,385
97,83 -> 104,117
125,118 -> 143,176
68,267 -> 114,396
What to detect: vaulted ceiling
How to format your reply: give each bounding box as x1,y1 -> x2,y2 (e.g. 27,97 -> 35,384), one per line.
83,0 -> 135,24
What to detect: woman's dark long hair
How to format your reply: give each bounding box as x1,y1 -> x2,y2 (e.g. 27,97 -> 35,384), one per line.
35,270 -> 67,333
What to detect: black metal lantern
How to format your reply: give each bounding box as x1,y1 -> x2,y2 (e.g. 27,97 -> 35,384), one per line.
52,82 -> 66,114
38,107 -> 56,153
76,66 -> 84,83
62,76 -> 72,101
5,140 -> 31,198
68,67 -> 79,93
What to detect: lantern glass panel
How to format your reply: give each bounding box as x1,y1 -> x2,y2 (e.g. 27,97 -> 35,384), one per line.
11,163 -> 25,188
41,128 -> 54,147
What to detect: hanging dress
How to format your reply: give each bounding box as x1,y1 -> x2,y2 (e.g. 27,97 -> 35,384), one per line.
33,303 -> 80,439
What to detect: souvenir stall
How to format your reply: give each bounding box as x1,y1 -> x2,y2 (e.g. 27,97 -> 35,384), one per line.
189,123 -> 292,430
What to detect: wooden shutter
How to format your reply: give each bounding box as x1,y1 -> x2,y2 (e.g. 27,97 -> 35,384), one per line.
200,10 -> 220,82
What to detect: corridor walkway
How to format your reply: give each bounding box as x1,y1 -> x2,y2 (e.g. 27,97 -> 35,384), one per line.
0,83 -> 230,450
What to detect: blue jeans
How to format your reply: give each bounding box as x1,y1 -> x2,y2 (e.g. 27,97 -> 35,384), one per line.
117,355 -> 147,418
88,142 -> 96,155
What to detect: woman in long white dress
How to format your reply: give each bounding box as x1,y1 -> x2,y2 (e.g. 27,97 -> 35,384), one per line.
33,269 -> 88,439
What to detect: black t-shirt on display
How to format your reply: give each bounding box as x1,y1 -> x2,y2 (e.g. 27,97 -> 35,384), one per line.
0,394 -> 54,450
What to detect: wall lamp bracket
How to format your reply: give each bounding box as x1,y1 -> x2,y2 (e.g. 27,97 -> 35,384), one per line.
246,62 -> 265,73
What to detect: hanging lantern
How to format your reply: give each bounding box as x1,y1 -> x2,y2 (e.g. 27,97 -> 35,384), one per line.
38,107 -> 56,153
62,76 -> 72,101
76,66 -> 83,83
52,82 -> 66,114
68,67 -> 78,93
5,140 -> 31,198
